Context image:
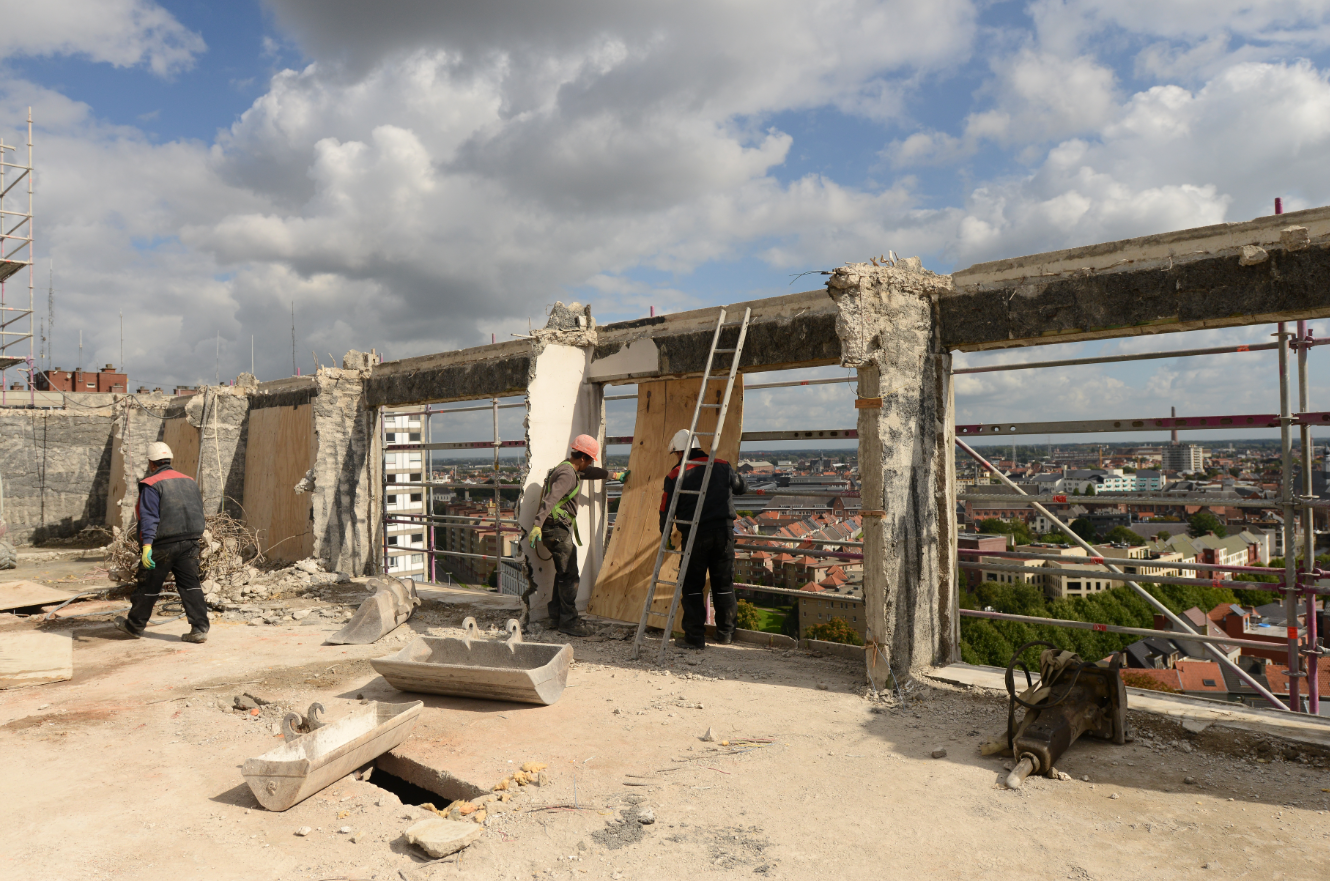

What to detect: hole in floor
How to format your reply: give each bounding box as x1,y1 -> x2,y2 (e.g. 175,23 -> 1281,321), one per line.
368,766 -> 454,810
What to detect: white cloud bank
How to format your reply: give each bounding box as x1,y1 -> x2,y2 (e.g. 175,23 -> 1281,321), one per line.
3,0 -> 1330,408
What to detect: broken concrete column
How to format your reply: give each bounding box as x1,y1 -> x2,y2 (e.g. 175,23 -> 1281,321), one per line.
518,304 -> 606,622
183,387 -> 249,518
308,360 -> 380,576
828,259 -> 956,680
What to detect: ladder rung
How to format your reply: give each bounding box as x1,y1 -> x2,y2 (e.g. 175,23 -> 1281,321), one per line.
700,403 -> 721,408
662,548 -> 683,554
676,519 -> 698,526
713,348 -> 736,353
693,431 -> 715,436
676,489 -> 702,494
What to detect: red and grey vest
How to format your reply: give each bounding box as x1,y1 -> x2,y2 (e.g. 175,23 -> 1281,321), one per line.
137,469 -> 207,544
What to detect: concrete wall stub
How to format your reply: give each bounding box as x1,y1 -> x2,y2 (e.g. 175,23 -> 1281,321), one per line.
183,387 -> 249,519
308,365 -> 379,576
828,260 -> 956,679
517,327 -> 607,623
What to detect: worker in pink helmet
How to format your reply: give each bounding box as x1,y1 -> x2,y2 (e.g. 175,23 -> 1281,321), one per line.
528,434 -> 627,636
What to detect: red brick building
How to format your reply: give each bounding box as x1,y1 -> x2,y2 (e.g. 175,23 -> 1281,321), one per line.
36,364 -> 127,394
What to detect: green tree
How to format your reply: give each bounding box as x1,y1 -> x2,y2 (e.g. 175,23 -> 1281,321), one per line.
804,617 -> 864,646
1084,484 -> 1096,496
1188,512 -> 1226,538
1228,466 -> 1241,478
1070,518 -> 1097,541
736,600 -> 761,631
1104,525 -> 1144,546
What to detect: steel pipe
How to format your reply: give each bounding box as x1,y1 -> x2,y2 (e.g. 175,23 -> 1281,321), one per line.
959,492 -> 1287,509
957,547 -> 1293,579
952,341 -> 1280,375
956,411 -> 1330,438
960,608 -> 1287,653
733,542 -> 863,561
970,559 -> 1316,594
956,437 -> 1290,712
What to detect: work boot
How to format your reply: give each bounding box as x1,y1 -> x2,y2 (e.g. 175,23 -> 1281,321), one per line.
676,639 -> 705,651
181,630 -> 208,644
113,616 -> 142,639
714,633 -> 734,645
558,619 -> 594,638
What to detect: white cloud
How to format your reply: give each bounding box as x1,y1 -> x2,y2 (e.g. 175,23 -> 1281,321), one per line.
0,0 -> 204,75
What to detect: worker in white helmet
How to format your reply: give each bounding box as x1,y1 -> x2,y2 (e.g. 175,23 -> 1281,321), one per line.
528,434 -> 626,636
113,441 -> 211,644
660,428 -> 747,648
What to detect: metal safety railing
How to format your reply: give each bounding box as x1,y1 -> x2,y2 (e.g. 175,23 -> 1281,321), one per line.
952,319 -> 1326,714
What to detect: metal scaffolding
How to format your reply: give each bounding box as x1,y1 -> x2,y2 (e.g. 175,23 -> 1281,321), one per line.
954,320 -> 1327,714
0,109 -> 34,406
381,397 -> 525,587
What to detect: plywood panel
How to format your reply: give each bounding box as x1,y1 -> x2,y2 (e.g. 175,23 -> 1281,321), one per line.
162,417 -> 201,480
586,377 -> 742,625
0,631 -> 72,689
243,404 -> 315,564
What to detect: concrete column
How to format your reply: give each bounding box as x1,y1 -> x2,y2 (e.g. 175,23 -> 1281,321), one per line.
828,260 -> 956,681
517,304 -> 605,623
309,363 -> 379,576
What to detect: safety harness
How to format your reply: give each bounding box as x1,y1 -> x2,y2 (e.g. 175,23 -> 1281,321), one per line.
540,461 -> 582,546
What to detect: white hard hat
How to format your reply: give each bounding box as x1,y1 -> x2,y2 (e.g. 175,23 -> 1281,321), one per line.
668,429 -> 707,454
147,441 -> 173,462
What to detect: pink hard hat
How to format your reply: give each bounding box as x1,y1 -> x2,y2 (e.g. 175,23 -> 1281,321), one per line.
571,434 -> 599,461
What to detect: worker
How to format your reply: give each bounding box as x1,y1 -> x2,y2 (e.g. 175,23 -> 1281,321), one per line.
528,434 -> 624,637
659,428 -> 747,649
113,441 -> 210,644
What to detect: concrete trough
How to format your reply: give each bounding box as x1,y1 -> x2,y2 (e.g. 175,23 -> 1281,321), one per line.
371,618 -> 572,706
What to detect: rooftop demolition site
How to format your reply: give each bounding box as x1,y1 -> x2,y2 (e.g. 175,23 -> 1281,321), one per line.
5,207 -> 1330,879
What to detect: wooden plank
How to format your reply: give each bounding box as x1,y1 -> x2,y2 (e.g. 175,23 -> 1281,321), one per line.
162,417 -> 201,480
586,377 -> 743,624
242,404 -> 315,564
0,580 -> 75,611
0,631 -> 73,689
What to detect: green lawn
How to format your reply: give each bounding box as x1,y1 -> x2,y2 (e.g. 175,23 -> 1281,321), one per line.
750,607 -> 787,634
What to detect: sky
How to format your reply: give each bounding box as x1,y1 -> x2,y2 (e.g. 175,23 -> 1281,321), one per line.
2,0 -> 1330,449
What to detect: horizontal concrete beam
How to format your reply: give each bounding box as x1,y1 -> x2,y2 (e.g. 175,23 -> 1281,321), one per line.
365,340 -> 531,407
588,289 -> 840,383
943,206 -> 1330,351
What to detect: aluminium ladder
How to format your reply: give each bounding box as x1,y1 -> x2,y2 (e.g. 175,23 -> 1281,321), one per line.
631,306 -> 752,663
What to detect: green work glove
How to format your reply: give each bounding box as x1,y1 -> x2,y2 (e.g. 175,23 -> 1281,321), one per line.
528,526 -> 542,548
141,544 -> 155,569
615,470 -> 630,483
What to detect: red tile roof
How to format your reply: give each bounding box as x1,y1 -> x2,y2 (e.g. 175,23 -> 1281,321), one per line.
1173,660 -> 1228,692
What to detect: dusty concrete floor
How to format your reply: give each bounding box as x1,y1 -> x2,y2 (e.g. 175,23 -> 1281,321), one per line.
3,565 -> 1330,880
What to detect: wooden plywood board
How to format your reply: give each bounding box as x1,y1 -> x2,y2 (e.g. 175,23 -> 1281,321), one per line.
587,377 -> 743,624
243,404 -> 315,564
162,417 -> 201,480
0,580 -> 75,611
0,631 -> 73,689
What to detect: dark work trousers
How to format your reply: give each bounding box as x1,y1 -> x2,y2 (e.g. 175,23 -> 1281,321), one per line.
126,539 -> 209,634
679,522 -> 737,646
541,521 -> 582,627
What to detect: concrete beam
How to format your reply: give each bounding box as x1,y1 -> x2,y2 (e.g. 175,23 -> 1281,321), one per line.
944,206 -> 1330,351
589,289 -> 840,383
365,340 -> 531,407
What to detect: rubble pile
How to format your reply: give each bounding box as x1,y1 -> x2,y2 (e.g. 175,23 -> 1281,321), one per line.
202,556 -> 350,608
107,513 -> 265,584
